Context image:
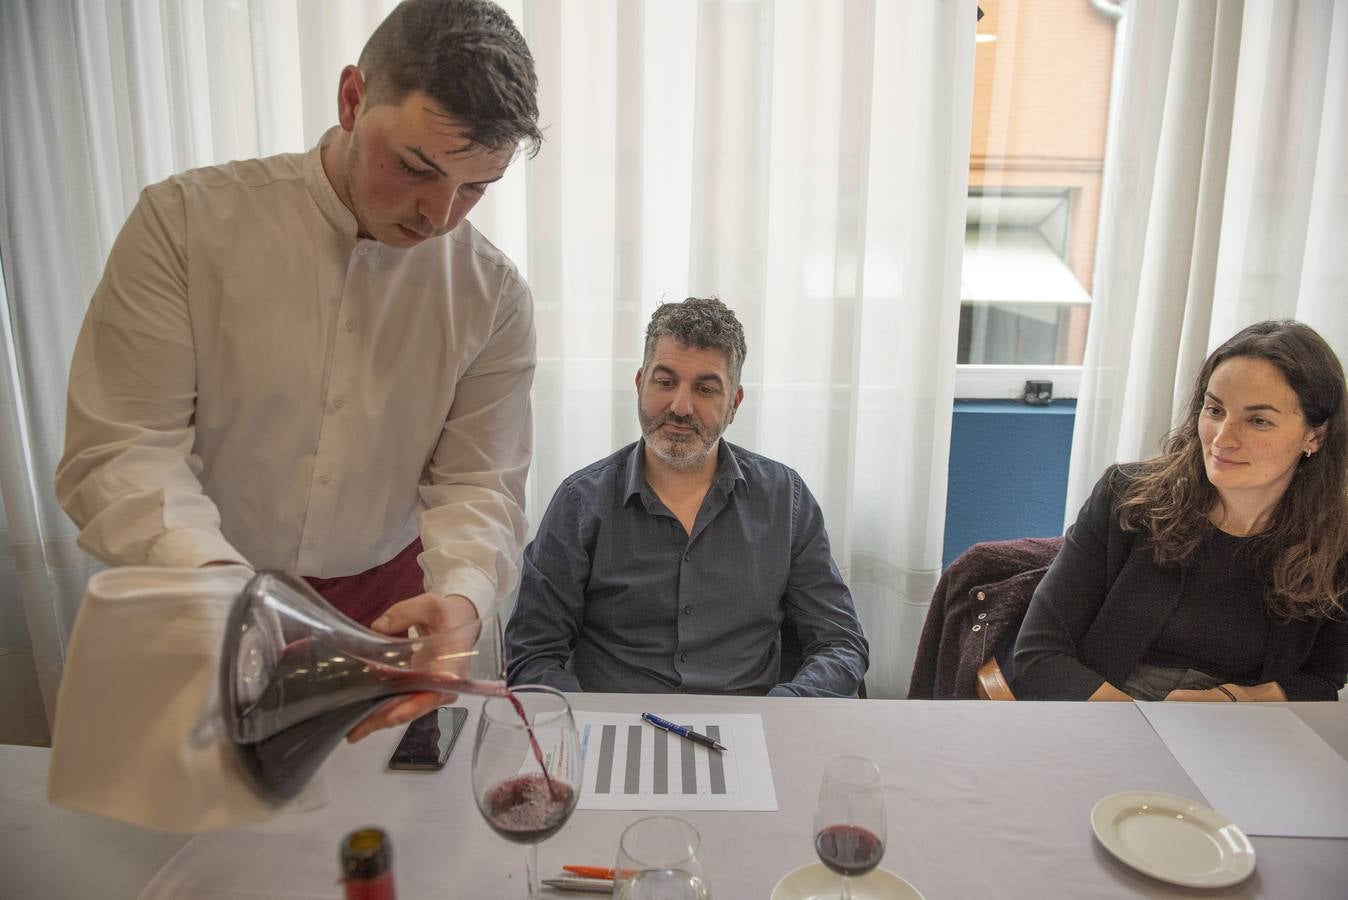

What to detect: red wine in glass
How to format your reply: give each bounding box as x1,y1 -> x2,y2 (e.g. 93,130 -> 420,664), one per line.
813,756 -> 887,900
815,824 -> 885,878
483,774 -> 577,843
472,686 -> 582,899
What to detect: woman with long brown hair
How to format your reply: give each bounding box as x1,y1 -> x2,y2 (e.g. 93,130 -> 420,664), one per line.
1014,320 -> 1348,701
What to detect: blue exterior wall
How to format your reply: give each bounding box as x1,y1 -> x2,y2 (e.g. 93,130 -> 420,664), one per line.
943,400 -> 1076,567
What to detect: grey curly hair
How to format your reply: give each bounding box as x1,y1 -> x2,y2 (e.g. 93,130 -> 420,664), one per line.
643,297 -> 747,387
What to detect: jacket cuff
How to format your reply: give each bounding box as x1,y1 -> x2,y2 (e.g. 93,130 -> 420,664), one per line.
424,565 -> 495,619
146,528 -> 250,570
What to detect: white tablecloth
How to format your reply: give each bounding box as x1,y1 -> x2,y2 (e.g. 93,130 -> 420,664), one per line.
130,697 -> 1348,899
0,744 -> 188,898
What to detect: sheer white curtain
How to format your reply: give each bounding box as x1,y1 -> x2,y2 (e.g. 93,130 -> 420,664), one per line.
1067,0 -> 1348,517
0,0 -> 974,742
516,0 -> 975,699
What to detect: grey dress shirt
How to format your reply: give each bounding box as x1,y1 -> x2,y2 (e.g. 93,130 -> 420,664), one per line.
505,440 -> 869,696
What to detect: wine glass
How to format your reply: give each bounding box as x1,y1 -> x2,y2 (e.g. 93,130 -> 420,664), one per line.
812,756 -> 887,900
471,686 -> 581,899
612,816 -> 709,900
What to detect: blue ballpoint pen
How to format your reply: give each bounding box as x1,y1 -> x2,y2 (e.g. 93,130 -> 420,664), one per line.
641,712 -> 728,752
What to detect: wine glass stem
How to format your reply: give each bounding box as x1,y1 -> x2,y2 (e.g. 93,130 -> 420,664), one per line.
525,843 -> 539,898
840,874 -> 854,900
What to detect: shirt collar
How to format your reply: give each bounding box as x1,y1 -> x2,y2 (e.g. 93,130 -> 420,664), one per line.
304,129 -> 361,240
622,438 -> 747,507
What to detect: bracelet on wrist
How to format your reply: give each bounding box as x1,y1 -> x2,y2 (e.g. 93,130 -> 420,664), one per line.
1213,684 -> 1238,702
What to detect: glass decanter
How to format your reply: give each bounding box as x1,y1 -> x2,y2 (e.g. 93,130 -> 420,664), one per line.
221,570 -> 505,802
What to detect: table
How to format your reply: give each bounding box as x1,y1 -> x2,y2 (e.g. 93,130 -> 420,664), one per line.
6,698 -> 1348,898
0,744 -> 189,898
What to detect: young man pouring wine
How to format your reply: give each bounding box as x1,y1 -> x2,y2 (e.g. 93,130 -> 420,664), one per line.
56,0 -> 541,740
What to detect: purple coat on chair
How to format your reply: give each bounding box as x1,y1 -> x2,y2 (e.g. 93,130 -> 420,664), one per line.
908,537 -> 1064,699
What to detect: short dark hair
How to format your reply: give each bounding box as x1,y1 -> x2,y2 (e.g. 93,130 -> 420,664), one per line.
358,0 -> 542,156
1118,320 -> 1348,619
643,297 -> 747,387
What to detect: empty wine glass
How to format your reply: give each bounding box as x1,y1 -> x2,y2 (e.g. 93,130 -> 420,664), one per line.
612,816 -> 709,899
813,756 -> 887,900
471,686 -> 581,899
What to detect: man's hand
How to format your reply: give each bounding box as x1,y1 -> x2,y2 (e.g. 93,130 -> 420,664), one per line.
346,592 -> 479,743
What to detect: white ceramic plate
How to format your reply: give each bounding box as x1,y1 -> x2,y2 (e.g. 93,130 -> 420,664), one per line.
771,862 -> 925,900
1091,791 -> 1256,888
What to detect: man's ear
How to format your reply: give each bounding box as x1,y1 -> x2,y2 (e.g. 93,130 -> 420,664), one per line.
635,367 -> 644,391
336,65 -> 367,132
730,385 -> 744,420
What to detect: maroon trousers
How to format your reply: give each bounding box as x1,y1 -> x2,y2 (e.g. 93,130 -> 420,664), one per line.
303,538 -> 426,628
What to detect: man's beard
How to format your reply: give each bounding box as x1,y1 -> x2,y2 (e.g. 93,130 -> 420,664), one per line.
638,408 -> 724,471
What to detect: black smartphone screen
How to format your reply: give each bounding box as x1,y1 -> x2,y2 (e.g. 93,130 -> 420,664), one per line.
387,706 -> 468,771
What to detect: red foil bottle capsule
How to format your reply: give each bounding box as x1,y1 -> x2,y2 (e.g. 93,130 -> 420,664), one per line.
341,827 -> 396,900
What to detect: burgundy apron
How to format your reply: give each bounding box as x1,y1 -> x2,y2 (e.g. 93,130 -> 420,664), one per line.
304,538 -> 426,628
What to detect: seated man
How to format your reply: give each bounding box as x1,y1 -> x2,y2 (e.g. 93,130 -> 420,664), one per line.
506,297 -> 869,696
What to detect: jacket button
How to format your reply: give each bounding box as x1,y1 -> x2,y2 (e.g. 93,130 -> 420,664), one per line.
683,605 -> 693,615
972,624 -> 983,633
679,652 -> 688,663
977,612 -> 988,620
975,590 -> 986,602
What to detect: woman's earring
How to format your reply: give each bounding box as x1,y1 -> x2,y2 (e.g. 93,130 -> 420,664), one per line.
1305,449 -> 1313,458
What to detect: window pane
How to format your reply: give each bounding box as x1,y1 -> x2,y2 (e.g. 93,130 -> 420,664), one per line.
962,0 -> 1119,367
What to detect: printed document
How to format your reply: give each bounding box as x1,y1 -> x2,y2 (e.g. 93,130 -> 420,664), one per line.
1139,704 -> 1348,838
574,712 -> 777,811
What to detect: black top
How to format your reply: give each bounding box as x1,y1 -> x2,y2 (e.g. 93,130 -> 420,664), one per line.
1012,465 -> 1348,700
1142,529 -> 1269,680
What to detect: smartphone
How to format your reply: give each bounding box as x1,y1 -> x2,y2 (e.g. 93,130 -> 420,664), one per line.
387,706 -> 468,771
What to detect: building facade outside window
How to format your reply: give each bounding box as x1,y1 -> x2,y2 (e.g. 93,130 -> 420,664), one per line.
960,0 -> 1121,399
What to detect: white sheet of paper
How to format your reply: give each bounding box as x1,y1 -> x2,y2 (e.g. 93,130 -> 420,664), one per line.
1138,704 -> 1348,838
574,712 -> 777,811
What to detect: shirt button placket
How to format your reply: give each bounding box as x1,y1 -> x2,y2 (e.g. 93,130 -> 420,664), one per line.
675,531 -> 694,678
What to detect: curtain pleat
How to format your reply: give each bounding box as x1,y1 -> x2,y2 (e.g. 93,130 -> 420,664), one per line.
1067,0 -> 1347,522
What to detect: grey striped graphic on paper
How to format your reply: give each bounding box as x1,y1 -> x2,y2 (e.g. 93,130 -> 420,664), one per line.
653,729 -> 668,793
590,720 -> 731,795
706,725 -> 726,794
594,724 -> 616,793
680,729 -> 697,793
624,725 -> 643,793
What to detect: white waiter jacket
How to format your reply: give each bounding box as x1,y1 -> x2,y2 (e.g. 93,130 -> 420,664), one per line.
56,138 -> 535,614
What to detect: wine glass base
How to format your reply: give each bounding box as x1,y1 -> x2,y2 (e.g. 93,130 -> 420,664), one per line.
769,863 -> 925,900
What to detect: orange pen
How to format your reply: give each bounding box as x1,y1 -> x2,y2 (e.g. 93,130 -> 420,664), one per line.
562,865 -> 635,879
